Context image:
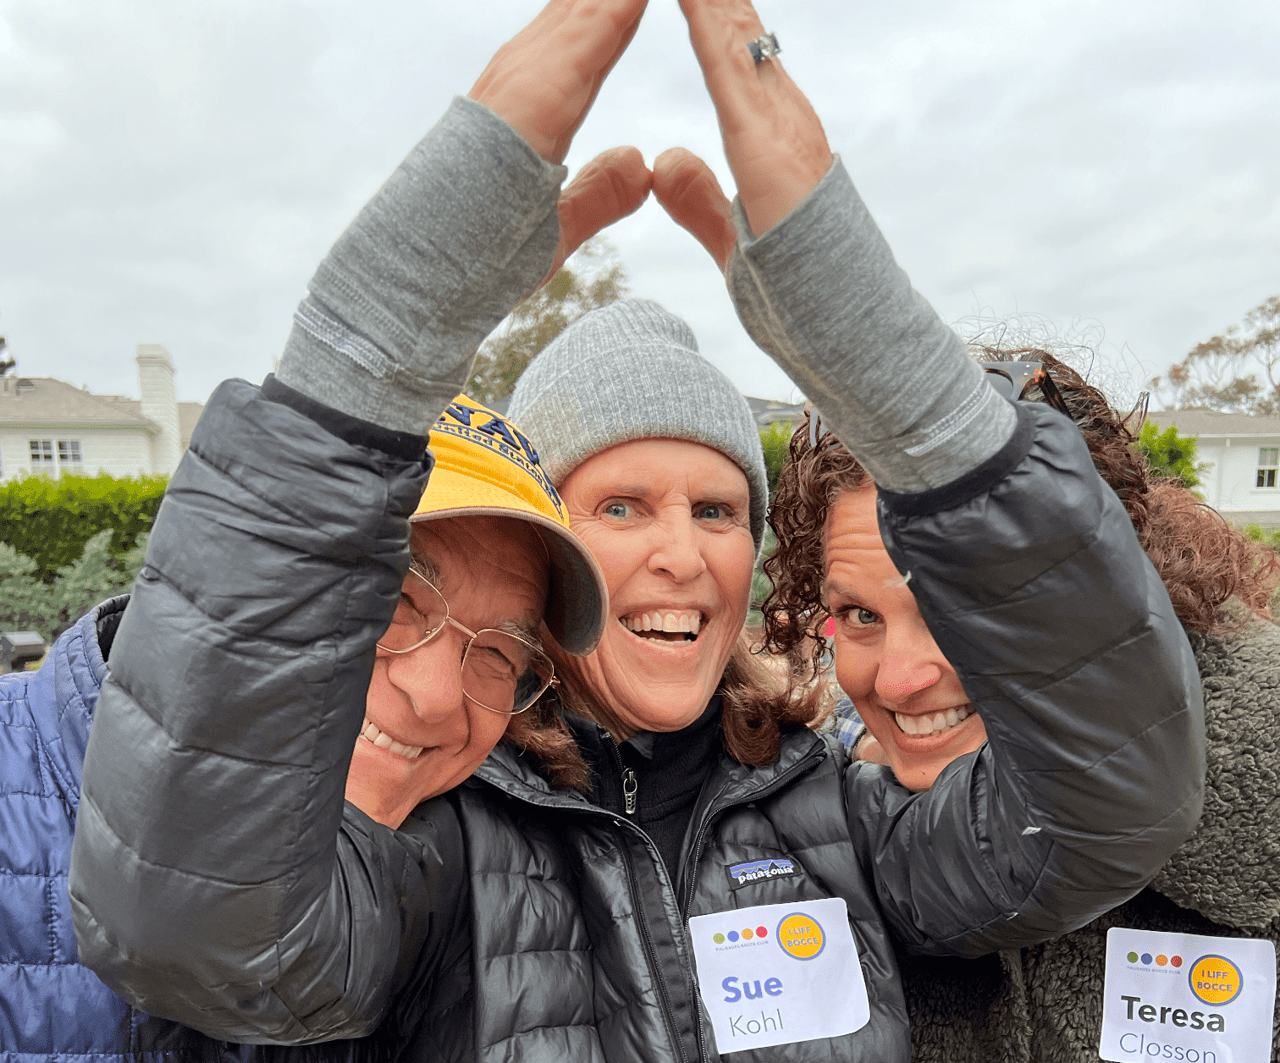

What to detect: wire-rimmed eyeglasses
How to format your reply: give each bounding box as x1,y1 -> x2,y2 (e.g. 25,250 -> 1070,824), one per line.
376,564 -> 555,715
808,359 -> 1073,450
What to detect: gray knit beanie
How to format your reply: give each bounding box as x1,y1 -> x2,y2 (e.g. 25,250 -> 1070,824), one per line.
507,298 -> 769,551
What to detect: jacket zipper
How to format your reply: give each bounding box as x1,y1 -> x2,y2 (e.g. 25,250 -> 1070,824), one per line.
679,741 -> 827,917
479,735 -> 827,1063
615,819 -> 693,1063
678,741 -> 828,1061
599,733 -> 688,1060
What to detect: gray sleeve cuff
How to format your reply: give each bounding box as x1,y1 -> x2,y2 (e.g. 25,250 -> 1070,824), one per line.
276,96 -> 568,436
725,157 -> 1016,493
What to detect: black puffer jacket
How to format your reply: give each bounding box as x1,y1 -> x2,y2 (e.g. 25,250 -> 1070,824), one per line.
901,620 -> 1280,1061
69,377 -> 1203,1062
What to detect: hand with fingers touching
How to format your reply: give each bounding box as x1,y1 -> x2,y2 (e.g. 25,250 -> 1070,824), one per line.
672,0 -> 832,236
545,145 -> 653,285
653,146 -> 736,273
470,0 -> 655,286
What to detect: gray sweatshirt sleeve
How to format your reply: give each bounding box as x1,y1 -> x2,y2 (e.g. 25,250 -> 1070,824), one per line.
275,96 -> 568,435
726,158 -> 1016,493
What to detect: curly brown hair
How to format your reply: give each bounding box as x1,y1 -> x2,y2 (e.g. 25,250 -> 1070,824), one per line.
763,349 -> 1280,677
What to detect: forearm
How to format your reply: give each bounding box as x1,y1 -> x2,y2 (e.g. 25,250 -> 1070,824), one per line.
276,95 -> 567,435
862,406 -> 1204,955
727,158 -> 1016,493
69,382 -> 447,1038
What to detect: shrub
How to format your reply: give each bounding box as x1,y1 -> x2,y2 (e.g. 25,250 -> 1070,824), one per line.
0,529 -> 148,645
1135,421 -> 1205,492
1242,523 -> 1280,551
0,473 -> 166,580
759,422 -> 793,501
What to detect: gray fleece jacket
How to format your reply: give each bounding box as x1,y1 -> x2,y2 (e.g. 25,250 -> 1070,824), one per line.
901,619 -> 1280,1060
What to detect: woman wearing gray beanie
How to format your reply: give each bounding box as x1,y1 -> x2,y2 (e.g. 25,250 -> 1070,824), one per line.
69,0 -> 1203,1060
494,5 -> 1201,1029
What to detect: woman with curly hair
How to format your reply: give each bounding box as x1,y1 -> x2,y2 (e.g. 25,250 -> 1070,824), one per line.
764,350 -> 1280,1061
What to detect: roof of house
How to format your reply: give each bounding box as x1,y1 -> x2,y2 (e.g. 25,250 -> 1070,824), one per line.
1145,407 -> 1280,438
745,396 -> 807,426
0,377 -> 156,429
0,376 -> 205,440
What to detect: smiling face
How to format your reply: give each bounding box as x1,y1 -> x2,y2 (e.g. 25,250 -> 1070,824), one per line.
559,438 -> 756,740
346,515 -> 548,828
825,486 -> 988,792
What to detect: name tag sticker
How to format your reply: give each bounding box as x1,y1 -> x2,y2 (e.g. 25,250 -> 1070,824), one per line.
688,897 -> 869,1052
1099,927 -> 1276,1063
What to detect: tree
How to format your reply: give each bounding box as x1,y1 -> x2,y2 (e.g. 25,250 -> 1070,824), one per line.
467,239 -> 627,404
1149,295 -> 1280,415
0,332 -> 14,377
1134,421 -> 1204,491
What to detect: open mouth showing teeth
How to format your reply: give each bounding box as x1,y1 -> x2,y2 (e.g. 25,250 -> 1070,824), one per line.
360,718 -> 424,760
894,706 -> 972,737
620,610 -> 703,642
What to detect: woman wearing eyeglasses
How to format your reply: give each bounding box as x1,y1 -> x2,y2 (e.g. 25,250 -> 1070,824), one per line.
71,0 -> 1205,1060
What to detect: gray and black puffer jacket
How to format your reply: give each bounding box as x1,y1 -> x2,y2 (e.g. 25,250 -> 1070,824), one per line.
69,380 -> 1203,1063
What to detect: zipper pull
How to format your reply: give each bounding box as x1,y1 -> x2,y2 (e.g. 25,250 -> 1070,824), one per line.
622,768 -> 638,815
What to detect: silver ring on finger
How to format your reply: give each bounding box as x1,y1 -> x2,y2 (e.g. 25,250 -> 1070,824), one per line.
748,32 -> 781,64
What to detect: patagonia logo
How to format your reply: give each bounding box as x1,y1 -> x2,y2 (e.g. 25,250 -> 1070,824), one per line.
728,859 -> 797,888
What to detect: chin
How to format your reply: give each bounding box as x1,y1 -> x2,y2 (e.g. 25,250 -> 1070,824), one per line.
879,716 -> 988,792
588,619 -> 735,734
623,688 -> 716,733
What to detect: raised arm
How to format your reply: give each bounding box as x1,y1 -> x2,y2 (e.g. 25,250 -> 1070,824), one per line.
662,0 -> 1203,951
70,0 -> 649,1042
656,0 -> 1015,493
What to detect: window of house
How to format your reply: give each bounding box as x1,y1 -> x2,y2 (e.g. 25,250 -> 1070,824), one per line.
29,439 -> 82,476
1257,447 -> 1279,488
30,440 -> 55,473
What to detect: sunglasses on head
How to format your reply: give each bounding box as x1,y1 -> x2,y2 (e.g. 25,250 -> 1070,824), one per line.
808,359 -> 1072,450
977,360 -> 1072,418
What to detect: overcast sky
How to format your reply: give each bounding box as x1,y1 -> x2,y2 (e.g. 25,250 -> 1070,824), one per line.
2,0 -> 1277,409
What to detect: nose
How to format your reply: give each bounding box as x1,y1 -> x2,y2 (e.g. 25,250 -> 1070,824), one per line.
381,628 -> 469,726
647,511 -> 707,583
873,613 -> 947,705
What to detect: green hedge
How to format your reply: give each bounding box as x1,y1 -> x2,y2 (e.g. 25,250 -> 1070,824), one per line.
0,473 -> 166,580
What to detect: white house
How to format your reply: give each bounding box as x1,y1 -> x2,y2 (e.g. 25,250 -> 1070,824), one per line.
0,345 -> 203,482
1145,407 -> 1280,529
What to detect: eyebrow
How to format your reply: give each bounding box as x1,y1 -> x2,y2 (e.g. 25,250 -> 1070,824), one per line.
408,553 -> 442,584
820,577 -> 848,601
496,618 -> 544,648
410,552 -> 542,645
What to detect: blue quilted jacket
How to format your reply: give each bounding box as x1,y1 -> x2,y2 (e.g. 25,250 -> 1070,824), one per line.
0,598 -> 388,1063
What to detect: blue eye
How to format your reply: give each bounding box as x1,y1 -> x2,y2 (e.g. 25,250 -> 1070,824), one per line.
833,606 -> 879,628
602,501 -> 632,520
696,504 -> 725,520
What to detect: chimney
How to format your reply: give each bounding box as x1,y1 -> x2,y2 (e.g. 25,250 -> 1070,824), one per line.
136,344 -> 181,476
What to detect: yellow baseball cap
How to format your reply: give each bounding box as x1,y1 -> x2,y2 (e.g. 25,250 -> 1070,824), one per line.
411,394 -> 608,656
